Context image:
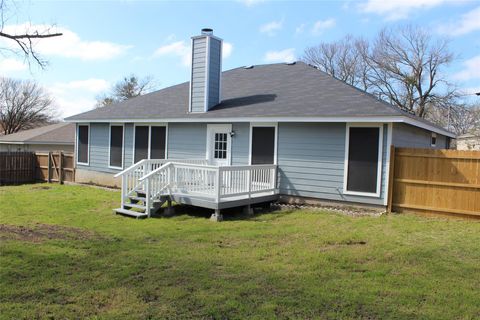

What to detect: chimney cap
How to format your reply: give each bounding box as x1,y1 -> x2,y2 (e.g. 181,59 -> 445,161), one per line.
201,28 -> 213,35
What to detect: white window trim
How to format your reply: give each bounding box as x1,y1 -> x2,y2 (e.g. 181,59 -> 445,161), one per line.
108,123 -> 125,170
383,123 -> 393,206
248,122 -> 278,165
206,124 -> 232,166
431,132 -> 437,147
76,123 -> 90,166
132,123 -> 168,165
343,123 -> 384,198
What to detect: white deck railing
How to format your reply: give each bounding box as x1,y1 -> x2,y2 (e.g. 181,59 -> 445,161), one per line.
136,162 -> 277,217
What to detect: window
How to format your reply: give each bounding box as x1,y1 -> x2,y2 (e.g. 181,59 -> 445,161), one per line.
251,126 -> 275,164
345,126 -> 382,196
77,125 -> 89,164
431,133 -> 437,147
150,126 -> 166,159
133,125 -> 167,163
214,133 -> 227,159
109,125 -> 123,168
134,126 -> 149,163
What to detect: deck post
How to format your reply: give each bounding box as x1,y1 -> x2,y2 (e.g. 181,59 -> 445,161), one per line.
145,179 -> 151,218
216,167 -> 222,203
120,173 -> 126,209
243,204 -> 253,216
210,209 -> 223,222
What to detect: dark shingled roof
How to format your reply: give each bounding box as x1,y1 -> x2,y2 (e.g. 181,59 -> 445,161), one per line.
64,62 -> 451,136
0,123 -> 75,144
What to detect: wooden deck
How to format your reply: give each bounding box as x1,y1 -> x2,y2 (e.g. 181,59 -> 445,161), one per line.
113,159 -> 278,218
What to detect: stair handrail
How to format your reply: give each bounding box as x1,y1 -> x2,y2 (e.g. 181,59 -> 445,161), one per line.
138,162 -> 173,182
113,159 -> 147,178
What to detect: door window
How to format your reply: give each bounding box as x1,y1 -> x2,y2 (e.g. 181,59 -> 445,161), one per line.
214,133 -> 228,160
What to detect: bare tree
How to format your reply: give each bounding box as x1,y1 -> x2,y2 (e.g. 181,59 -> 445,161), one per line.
0,0 -> 62,68
96,74 -> 156,108
302,35 -> 370,91
0,77 -> 57,135
365,26 -> 454,118
302,25 -> 456,119
428,102 -> 480,135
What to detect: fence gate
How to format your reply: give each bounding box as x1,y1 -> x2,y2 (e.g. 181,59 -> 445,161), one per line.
35,152 -> 75,183
388,147 -> 480,219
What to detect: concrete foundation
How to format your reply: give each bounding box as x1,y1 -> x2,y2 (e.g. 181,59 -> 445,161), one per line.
277,195 -> 386,212
210,209 -> 223,222
75,168 -> 121,188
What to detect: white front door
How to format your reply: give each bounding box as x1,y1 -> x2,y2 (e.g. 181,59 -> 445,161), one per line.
207,124 -> 232,166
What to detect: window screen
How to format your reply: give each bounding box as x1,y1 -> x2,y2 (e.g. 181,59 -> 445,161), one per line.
110,126 -> 123,168
150,126 -> 166,159
134,126 -> 149,163
77,125 -> 89,164
346,127 -> 380,194
251,127 -> 275,164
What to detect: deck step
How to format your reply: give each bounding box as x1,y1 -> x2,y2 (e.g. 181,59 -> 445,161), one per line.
124,203 -> 147,210
128,195 -> 146,202
114,208 -> 148,218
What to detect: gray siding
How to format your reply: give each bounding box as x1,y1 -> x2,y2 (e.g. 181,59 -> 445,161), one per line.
231,123 -> 249,165
190,37 -> 207,113
167,122 -> 248,165
167,123 -> 207,159
77,123 -> 129,174
392,123 -> 448,149
124,123 -> 134,166
277,123 -> 388,206
80,121 -> 392,206
190,36 -> 222,113
207,38 -> 222,110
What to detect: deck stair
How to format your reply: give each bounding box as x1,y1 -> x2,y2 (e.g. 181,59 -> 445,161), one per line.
114,191 -> 170,218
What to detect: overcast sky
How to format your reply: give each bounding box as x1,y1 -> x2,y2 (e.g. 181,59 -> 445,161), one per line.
1,0 -> 479,118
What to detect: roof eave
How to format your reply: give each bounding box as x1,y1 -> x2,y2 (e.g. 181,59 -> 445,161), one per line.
65,115 -> 456,138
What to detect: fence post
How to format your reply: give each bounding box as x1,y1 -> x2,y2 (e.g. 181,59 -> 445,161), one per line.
59,151 -> 64,184
47,152 -> 52,183
33,153 -> 37,182
387,145 -> 396,213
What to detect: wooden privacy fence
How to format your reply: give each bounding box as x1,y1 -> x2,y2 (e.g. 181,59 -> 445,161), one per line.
0,151 -> 75,185
0,152 -> 37,185
388,147 -> 480,219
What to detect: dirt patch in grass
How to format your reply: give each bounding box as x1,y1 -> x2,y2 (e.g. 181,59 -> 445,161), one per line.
0,223 -> 100,243
31,185 -> 52,190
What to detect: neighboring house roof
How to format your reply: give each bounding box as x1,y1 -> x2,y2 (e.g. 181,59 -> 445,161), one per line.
65,62 -> 455,137
0,123 -> 75,145
457,133 -> 480,139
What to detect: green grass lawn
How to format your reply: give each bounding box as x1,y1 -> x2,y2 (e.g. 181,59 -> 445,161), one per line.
0,184 -> 479,319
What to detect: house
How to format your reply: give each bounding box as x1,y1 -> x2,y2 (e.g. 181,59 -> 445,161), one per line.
456,133 -> 480,150
0,123 -> 75,153
65,29 -> 455,219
